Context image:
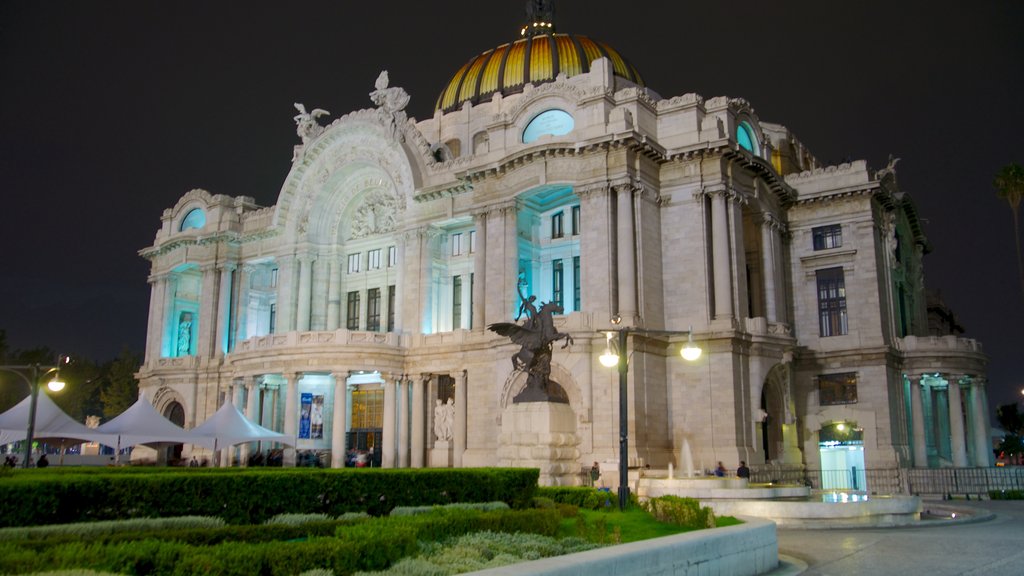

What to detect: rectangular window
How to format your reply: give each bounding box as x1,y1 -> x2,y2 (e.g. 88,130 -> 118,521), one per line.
469,273 -> 474,328
451,232 -> 463,256
347,253 -> 361,273
812,224 -> 843,250
269,303 -> 277,334
350,388 -> 383,429
571,205 -> 580,236
346,291 -> 361,330
816,267 -> 848,336
270,268 -> 279,288
387,285 -> 396,332
573,256 -> 580,311
366,288 -> 381,331
387,245 -> 397,267
469,230 -> 477,253
552,260 -> 564,308
819,372 -> 858,405
452,276 -> 462,329
551,211 -> 564,239
368,249 -> 381,270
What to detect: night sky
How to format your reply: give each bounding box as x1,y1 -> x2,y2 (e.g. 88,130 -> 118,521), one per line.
1,2 -> 1021,412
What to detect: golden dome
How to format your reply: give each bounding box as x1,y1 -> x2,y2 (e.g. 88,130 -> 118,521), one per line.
435,33 -> 644,114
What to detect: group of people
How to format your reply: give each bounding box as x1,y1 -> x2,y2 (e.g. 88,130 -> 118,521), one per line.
714,460 -> 750,478
2,454 -> 48,468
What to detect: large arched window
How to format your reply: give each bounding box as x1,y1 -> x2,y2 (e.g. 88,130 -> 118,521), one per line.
523,109 -> 574,144
180,208 -> 206,231
736,121 -> 759,154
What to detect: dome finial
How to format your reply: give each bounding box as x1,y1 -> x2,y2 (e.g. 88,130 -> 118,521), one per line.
520,0 -> 555,37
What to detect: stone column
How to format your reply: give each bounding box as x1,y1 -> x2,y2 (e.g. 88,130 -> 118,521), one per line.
579,184 -> 614,320
760,216 -> 778,322
398,376 -> 410,468
908,375 -> 928,467
242,375 -> 260,466
381,374 -> 397,468
454,370 -> 467,467
283,372 -> 299,467
219,383 -> 235,467
235,266 -> 254,347
330,373 -> 347,468
946,375 -> 968,467
296,256 -> 314,332
472,210 -> 488,329
394,238 -> 406,332
503,203 -> 519,320
196,264 -> 220,358
214,264 -> 236,357
614,183 -> 637,322
711,190 -> 734,321
276,255 -> 296,332
420,230 -> 436,333
161,275 -> 176,357
327,255 -> 341,330
970,378 -> 991,467
411,375 -> 426,468
145,275 -> 166,360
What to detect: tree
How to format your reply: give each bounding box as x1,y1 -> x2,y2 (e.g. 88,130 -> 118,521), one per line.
997,402 -> 1024,436
994,162 -> 1024,305
100,348 -> 141,419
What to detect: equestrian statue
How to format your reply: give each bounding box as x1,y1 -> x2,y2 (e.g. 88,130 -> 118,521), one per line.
488,279 -> 573,403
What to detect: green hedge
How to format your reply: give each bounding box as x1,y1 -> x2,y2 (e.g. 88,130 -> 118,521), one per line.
989,489 -> 1024,500
0,508 -> 562,575
534,486 -> 620,510
0,468 -> 538,527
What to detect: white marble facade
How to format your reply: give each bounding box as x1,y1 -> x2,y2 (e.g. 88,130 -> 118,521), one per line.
136,31 -> 989,480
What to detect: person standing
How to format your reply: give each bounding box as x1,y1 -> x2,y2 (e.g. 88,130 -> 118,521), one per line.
36,454 -> 49,468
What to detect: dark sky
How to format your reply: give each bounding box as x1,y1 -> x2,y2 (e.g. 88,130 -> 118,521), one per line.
1,1 -> 1021,411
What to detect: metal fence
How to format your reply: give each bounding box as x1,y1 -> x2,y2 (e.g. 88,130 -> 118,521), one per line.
749,466 -> 1024,496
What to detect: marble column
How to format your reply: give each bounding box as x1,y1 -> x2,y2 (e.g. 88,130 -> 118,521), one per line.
454,370 -> 467,467
196,264 -> 220,357
330,373 -> 347,468
908,375 -> 928,467
946,375 -> 968,467
760,216 -> 778,322
214,264 -> 236,357
970,379 -> 991,467
711,190 -> 734,320
296,256 -> 314,332
411,375 -> 426,468
394,238 -> 406,332
276,256 -> 296,332
242,375 -> 260,466
472,211 -> 488,329
381,374 -> 397,468
614,183 -> 637,322
234,266 -> 254,347
326,255 -> 341,330
578,184 -> 614,321
503,203 -> 519,320
283,372 -> 299,467
220,382 -> 235,468
398,376 -> 410,468
161,275 -> 176,357
145,274 -> 166,360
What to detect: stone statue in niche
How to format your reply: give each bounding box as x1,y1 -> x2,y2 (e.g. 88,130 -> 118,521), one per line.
488,280 -> 573,403
177,312 -> 193,356
433,398 -> 454,442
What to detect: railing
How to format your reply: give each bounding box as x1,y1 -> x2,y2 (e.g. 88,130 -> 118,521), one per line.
749,466 -> 1024,497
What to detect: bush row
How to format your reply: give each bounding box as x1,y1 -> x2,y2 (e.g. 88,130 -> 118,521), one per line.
640,495 -> 716,529
0,468 -> 538,527
989,489 -> 1024,500
0,508 -> 562,576
534,486 -> 621,510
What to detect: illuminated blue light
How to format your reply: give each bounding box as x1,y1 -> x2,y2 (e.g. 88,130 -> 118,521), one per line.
523,109 -> 574,144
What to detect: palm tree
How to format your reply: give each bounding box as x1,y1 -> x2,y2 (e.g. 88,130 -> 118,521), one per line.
994,162 -> 1024,305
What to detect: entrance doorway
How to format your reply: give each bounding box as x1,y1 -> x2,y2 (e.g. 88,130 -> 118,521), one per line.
163,401 -> 185,462
818,422 -> 866,491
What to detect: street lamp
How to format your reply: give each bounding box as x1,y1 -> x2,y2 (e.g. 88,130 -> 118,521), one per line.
599,321 -> 701,510
0,357 -> 68,468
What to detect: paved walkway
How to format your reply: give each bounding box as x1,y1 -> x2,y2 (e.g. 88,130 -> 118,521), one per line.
774,500 -> 1024,575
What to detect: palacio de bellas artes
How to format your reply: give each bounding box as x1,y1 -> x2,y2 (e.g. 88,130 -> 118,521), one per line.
135,1 -> 991,492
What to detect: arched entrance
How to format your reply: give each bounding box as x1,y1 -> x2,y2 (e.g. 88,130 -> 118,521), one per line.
759,364 -> 800,465
163,401 -> 185,462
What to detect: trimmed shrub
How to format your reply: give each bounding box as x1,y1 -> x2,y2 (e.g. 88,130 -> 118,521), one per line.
0,516 -> 224,542
989,489 -> 1024,500
265,513 -> 331,525
0,468 -> 538,527
535,486 -> 618,510
640,495 -> 716,529
390,501 -> 509,516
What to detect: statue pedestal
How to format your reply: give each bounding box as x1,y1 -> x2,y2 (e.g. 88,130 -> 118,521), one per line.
429,440 -> 453,468
498,402 -> 579,486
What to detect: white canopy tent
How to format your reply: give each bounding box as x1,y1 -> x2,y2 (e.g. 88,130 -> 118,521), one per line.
191,401 -> 295,452
97,393 -> 217,451
0,391 -> 118,448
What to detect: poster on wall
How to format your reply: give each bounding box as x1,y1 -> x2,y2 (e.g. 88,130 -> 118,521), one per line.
311,394 -> 324,439
299,392 -> 312,439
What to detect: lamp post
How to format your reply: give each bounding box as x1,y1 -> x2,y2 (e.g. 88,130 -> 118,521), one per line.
0,358 -> 67,468
599,320 -> 701,510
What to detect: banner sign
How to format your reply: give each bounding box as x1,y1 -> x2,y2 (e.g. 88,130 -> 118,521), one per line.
299,392 -> 312,439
